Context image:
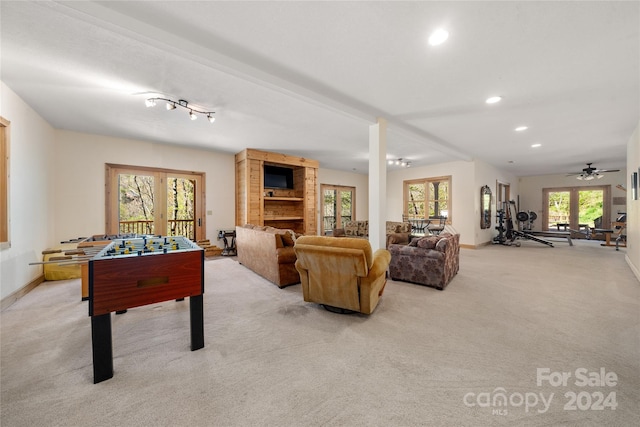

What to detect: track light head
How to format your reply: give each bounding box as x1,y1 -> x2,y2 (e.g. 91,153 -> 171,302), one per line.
189,110 -> 197,120
166,102 -> 176,110
145,98 -> 156,107
207,114 -> 215,123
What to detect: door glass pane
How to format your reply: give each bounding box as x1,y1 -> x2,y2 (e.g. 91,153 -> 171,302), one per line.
578,189 -> 603,229
408,183 -> 425,217
323,189 -> 336,234
118,173 -> 155,235
167,176 -> 195,239
547,191 -> 570,230
340,190 -> 352,223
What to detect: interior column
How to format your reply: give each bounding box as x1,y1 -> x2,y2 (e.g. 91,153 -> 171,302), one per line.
369,118 -> 387,252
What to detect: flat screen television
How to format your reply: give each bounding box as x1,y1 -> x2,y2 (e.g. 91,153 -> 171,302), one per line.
264,165 -> 294,189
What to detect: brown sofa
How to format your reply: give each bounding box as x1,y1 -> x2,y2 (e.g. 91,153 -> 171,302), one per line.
294,236 -> 391,314
388,232 -> 460,290
235,225 -> 300,288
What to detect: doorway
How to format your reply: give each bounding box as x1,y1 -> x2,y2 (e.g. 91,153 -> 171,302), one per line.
106,164 -> 205,241
321,184 -> 355,235
543,186 -> 610,236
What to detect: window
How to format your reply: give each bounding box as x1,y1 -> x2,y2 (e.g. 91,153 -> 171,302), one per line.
404,176 -> 451,220
106,164 -> 206,241
0,117 -> 9,247
321,184 -> 355,235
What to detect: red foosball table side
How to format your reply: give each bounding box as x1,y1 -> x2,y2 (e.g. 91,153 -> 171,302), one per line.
88,245 -> 204,383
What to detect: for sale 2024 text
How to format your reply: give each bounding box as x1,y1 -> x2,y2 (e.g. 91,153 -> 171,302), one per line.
537,367 -> 618,411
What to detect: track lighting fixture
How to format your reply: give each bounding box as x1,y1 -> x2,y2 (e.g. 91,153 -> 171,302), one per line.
388,158 -> 411,168
145,98 -> 215,123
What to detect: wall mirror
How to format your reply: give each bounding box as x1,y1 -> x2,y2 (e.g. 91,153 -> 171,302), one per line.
481,185 -> 492,229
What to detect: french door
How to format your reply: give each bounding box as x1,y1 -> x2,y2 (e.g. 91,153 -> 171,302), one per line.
543,185 -> 609,236
106,164 -> 205,241
321,185 -> 355,235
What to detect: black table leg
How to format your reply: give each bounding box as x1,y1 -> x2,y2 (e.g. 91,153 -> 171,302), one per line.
190,294 -> 204,351
91,313 -> 113,384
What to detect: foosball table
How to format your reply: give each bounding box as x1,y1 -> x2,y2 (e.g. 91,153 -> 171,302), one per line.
88,235 -> 204,383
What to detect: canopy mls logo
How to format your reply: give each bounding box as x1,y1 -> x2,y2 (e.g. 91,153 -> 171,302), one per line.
463,367 -> 619,416
463,388 -> 553,415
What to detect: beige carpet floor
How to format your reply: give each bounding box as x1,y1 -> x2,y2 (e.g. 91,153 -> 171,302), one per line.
1,239 -> 639,427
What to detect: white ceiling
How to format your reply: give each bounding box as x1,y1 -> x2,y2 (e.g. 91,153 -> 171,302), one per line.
1,1 -> 638,176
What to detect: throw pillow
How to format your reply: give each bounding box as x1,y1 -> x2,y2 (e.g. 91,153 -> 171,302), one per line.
385,223 -> 401,234
417,236 -> 440,249
273,233 -> 284,248
280,230 -> 295,246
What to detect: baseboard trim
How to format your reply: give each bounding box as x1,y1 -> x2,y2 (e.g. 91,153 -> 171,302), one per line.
1,274 -> 45,311
460,241 -> 492,249
625,255 -> 640,284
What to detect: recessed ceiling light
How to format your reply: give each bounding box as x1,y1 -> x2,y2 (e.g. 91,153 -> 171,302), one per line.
531,143 -> 541,148
486,96 -> 502,104
515,126 -> 528,132
428,29 -> 449,46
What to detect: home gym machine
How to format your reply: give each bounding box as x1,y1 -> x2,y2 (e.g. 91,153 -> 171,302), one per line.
493,201 -> 553,247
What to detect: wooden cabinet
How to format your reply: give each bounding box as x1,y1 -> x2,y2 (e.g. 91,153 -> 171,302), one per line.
235,149 -> 318,235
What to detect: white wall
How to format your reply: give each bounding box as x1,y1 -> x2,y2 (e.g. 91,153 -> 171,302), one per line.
0,82 -> 57,300
474,159 -> 519,246
387,160 -> 477,247
53,130 -> 236,245
626,120 -> 639,280
316,167 -> 369,234
519,170 -> 627,230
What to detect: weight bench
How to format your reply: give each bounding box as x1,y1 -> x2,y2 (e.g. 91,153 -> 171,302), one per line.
593,223 -> 626,248
523,231 -> 573,246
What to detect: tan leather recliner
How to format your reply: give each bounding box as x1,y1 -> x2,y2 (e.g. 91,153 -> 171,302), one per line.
293,236 -> 391,314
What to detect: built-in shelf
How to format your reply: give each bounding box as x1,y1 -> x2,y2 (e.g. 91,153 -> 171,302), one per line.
235,149 -> 319,235
264,197 -> 304,202
264,216 -> 304,221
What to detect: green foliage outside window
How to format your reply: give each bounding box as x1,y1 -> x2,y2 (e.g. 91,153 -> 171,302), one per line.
407,178 -> 450,218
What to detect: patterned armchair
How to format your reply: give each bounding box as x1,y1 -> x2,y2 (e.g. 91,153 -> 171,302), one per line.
332,220 -> 412,248
388,233 -> 460,290
334,220 -> 369,238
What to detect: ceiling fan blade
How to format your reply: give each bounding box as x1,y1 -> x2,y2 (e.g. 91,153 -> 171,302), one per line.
595,169 -> 620,173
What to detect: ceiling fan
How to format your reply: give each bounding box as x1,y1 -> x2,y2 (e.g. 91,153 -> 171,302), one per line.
566,163 -> 620,180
